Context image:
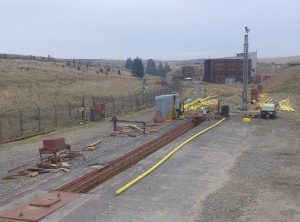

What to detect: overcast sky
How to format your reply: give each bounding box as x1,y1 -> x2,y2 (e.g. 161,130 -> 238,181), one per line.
0,0 -> 299,60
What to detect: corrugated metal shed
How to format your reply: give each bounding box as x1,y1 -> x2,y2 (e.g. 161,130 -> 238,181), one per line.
155,94 -> 180,122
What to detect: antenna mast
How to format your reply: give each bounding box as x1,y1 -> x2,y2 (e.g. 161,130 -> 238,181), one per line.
242,27 -> 250,110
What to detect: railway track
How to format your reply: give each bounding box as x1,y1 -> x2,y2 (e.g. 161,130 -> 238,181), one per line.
57,118 -> 203,193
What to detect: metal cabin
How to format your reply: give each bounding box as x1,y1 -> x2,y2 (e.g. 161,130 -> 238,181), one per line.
154,93 -> 180,122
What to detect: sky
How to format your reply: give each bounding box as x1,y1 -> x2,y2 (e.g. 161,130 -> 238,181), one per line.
0,0 -> 299,60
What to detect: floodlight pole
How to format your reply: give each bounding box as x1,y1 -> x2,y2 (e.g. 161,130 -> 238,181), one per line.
242,27 -> 250,110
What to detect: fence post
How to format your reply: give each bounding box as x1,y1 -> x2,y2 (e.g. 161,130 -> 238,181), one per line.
134,92 -> 140,109
148,90 -> 150,106
111,95 -> 115,114
129,93 -> 132,110
0,112 -> 2,140
81,97 -> 85,123
142,92 -> 144,107
146,91 -> 149,105
153,90 -> 156,103
17,108 -> 24,134
92,96 -> 96,107
53,103 -> 57,127
67,101 -> 72,126
35,104 -> 41,131
121,95 -> 124,112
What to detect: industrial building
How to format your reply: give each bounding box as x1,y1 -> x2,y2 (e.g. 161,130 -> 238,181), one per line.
182,66 -> 203,80
204,52 -> 257,84
171,65 -> 203,81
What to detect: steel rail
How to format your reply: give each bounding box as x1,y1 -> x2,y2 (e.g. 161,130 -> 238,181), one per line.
57,119 -> 202,193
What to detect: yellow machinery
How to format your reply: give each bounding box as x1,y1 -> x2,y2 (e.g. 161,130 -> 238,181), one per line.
255,93 -> 295,112
181,95 -> 218,117
255,93 -> 273,110
277,98 -> 295,112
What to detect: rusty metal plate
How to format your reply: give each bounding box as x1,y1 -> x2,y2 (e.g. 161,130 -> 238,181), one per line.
0,191 -> 80,222
29,197 -> 61,208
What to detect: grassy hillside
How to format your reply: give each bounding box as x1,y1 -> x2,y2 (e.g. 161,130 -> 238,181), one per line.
263,66 -> 300,94
257,56 -> 300,64
256,66 -> 283,75
1,56 -> 298,113
0,59 -> 161,112
262,66 -> 300,122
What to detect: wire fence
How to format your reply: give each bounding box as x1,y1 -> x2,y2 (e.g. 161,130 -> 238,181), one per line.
0,85 -> 180,143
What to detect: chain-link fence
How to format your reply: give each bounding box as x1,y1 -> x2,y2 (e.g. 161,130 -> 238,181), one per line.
0,85 -> 180,143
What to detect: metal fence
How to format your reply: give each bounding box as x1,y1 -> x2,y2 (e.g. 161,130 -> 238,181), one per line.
0,85 -> 180,143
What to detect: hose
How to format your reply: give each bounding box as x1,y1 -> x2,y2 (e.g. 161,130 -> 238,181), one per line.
115,117 -> 226,195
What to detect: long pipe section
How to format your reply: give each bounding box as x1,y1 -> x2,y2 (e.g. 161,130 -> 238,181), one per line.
115,118 -> 226,195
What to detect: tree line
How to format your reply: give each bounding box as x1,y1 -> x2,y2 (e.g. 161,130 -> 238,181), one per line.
125,57 -> 171,78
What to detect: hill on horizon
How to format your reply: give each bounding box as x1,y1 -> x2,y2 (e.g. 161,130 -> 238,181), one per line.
257,55 -> 300,64
1,53 -> 300,64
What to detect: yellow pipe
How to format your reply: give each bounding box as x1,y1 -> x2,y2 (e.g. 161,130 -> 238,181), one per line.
184,95 -> 211,109
115,117 -> 226,195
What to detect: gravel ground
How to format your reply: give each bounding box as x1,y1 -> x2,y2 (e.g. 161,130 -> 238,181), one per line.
0,107 -> 299,222
199,113 -> 300,222
0,110 -> 156,199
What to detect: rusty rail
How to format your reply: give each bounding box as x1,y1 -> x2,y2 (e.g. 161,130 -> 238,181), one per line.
57,118 -> 203,193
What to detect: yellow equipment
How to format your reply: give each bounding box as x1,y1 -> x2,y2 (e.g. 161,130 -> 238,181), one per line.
182,95 -> 218,117
277,98 -> 295,112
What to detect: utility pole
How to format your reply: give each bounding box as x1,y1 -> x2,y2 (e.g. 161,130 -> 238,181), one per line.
242,27 -> 250,110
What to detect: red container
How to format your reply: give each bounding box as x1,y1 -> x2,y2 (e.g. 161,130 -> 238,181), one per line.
95,103 -> 105,112
42,138 -> 66,152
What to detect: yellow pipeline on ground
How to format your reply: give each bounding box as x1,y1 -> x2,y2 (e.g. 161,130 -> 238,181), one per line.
115,118 -> 226,195
185,100 -> 218,116
183,96 -> 218,117
184,95 -> 211,109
